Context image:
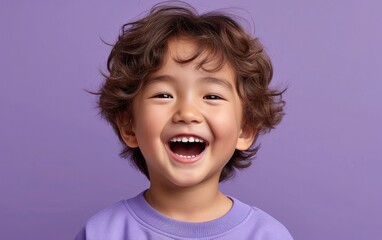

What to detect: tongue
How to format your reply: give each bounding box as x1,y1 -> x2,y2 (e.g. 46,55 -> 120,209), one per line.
171,142 -> 203,156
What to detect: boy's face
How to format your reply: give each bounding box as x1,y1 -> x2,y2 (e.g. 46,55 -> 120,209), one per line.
120,38 -> 254,189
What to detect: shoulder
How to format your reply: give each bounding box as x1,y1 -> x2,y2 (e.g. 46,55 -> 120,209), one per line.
75,200 -> 131,240
75,192 -> 155,240
229,197 -> 294,240
86,201 -> 128,228
247,206 -> 294,239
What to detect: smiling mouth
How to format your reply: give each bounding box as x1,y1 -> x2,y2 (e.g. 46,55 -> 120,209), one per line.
169,136 -> 207,158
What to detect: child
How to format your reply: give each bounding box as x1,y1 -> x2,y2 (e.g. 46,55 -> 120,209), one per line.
76,2 -> 293,239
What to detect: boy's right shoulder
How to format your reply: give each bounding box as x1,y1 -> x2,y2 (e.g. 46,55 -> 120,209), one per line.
75,199 -> 134,240
87,200 -> 128,227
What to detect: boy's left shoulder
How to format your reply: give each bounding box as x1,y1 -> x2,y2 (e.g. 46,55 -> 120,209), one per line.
230,197 -> 294,240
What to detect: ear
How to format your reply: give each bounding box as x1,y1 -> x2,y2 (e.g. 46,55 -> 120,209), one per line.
236,127 -> 257,151
117,118 -> 139,148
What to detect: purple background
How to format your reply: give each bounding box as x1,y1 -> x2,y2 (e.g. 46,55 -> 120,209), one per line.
1,0 -> 381,239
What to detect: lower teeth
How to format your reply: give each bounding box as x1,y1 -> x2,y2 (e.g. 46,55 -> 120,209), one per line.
176,154 -> 196,158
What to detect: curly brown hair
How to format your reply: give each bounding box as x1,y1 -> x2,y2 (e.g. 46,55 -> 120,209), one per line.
97,2 -> 285,182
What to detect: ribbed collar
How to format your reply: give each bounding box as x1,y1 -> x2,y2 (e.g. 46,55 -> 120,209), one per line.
123,191 -> 252,238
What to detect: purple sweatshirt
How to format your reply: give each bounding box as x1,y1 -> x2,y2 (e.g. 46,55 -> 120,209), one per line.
75,191 -> 293,239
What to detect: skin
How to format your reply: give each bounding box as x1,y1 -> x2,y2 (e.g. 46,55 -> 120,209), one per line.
119,37 -> 255,222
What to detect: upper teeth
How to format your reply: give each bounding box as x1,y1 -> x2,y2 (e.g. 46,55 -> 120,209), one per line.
170,136 -> 204,143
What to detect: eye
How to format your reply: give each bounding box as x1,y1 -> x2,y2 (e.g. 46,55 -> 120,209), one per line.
152,93 -> 173,99
203,94 -> 224,100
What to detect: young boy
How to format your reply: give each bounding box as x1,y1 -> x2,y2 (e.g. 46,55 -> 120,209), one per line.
76,2 -> 293,239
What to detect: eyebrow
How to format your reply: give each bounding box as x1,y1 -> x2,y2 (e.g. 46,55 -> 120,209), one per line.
146,75 -> 234,91
145,75 -> 169,84
201,77 -> 234,91
141,76 -> 168,90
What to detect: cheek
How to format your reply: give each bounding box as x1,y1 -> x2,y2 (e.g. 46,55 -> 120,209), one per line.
209,106 -> 242,141
211,104 -> 242,127
134,111 -> 158,137
132,103 -> 169,148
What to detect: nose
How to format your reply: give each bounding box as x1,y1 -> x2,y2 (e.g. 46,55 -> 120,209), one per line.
172,99 -> 203,124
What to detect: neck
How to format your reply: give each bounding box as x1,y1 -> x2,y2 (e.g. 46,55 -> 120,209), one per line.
144,181 -> 232,222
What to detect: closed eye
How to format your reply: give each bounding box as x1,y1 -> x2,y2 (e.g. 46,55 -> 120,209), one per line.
152,93 -> 173,99
203,94 -> 225,100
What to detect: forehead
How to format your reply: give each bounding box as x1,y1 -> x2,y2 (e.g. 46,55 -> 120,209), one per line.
166,37 -> 196,60
163,37 -> 235,75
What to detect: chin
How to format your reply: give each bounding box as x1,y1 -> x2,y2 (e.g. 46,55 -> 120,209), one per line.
167,172 -> 217,188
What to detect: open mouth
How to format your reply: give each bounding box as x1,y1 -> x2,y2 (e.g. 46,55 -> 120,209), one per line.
169,136 -> 207,158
